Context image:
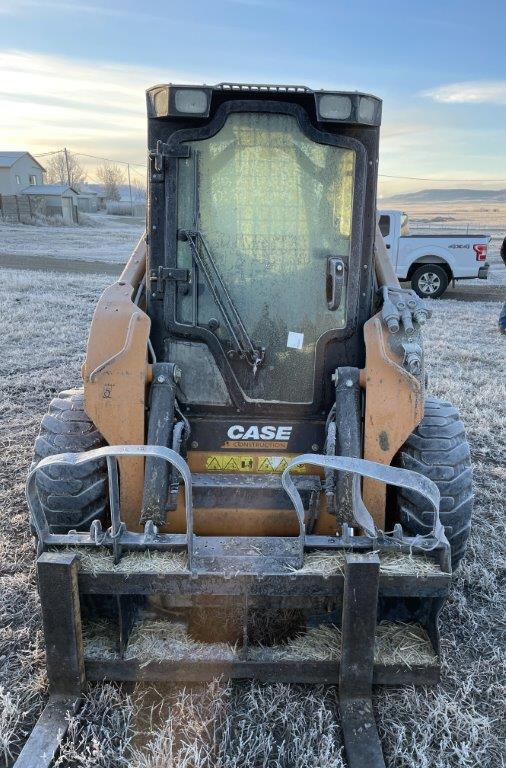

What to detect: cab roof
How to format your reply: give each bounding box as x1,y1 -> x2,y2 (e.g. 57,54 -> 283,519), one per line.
146,82 -> 382,127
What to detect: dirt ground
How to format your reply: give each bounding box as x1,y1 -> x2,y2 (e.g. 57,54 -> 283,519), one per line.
0,221 -> 505,766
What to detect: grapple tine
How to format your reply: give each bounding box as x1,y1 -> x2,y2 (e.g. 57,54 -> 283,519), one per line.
339,553 -> 385,768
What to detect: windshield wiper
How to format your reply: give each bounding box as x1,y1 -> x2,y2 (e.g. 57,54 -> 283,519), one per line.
182,228 -> 265,375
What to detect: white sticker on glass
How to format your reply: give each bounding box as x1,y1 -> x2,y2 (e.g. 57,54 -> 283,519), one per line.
287,332 -> 304,350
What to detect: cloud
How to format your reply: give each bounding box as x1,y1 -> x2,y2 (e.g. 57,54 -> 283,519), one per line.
422,81 -> 506,105
0,0 -> 146,17
0,50 -> 212,163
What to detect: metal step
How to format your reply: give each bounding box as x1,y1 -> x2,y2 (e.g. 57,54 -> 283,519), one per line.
191,472 -> 321,510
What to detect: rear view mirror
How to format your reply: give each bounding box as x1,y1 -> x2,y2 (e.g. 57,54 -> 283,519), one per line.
326,256 -> 345,310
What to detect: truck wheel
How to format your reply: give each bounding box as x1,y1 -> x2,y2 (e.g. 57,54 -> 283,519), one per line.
31,389 -> 108,533
410,264 -> 449,298
394,397 -> 473,570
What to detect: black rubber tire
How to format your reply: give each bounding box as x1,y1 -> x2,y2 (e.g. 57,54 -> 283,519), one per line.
31,389 -> 108,532
395,396 -> 473,570
410,264 -> 449,299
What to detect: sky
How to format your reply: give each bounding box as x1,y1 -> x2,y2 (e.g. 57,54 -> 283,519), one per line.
0,0 -> 505,194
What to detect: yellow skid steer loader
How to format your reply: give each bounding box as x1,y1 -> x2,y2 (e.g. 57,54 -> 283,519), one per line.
17,82 -> 473,768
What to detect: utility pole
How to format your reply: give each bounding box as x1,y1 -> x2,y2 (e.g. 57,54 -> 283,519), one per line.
64,148 -> 71,186
127,163 -> 133,216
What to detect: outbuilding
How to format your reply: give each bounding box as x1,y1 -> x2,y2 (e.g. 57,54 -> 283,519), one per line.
75,190 -> 99,213
21,183 -> 80,223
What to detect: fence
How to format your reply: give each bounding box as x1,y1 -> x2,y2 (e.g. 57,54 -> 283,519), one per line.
408,220 -> 495,235
0,194 -> 36,222
106,200 -> 146,217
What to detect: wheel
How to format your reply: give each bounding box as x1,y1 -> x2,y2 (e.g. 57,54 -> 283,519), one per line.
410,264 -> 449,298
394,396 -> 473,570
31,389 -> 108,532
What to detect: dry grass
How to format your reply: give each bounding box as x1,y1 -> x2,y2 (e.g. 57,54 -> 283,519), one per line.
126,622 -> 237,663
83,619 -> 436,667
0,262 -> 505,767
53,548 -> 189,575
55,547 -> 440,578
379,551 -> 441,575
299,550 -> 442,576
375,622 -> 436,666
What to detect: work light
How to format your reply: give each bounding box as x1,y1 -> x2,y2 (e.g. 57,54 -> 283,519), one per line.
174,88 -> 209,115
318,94 -> 353,120
147,85 -> 212,118
357,95 -> 379,124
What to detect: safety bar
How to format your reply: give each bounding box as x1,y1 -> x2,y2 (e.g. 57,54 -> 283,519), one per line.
282,454 -> 449,552
27,446 -> 450,571
26,445 -> 194,562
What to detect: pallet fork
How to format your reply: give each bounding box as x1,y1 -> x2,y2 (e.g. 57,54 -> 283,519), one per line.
15,446 -> 451,768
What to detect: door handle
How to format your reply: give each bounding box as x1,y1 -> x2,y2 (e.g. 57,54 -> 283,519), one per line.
326,257 -> 345,310
386,244 -> 391,249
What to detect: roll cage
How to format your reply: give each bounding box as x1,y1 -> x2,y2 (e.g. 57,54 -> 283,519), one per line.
146,89 -> 381,418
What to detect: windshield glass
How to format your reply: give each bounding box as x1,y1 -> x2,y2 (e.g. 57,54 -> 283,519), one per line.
176,111 -> 356,403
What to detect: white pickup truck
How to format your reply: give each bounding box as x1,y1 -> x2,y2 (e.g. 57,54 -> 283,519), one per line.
377,210 -> 490,298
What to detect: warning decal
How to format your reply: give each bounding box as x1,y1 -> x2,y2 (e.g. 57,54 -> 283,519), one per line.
257,456 -> 305,473
205,455 -> 254,472
204,454 -> 306,474
257,456 -> 287,472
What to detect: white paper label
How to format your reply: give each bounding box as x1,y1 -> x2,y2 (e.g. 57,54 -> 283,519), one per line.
287,331 -> 304,350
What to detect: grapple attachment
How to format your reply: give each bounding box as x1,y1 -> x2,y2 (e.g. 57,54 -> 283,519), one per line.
18,446 -> 451,768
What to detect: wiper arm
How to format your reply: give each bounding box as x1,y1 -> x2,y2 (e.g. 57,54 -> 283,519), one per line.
182,228 -> 265,375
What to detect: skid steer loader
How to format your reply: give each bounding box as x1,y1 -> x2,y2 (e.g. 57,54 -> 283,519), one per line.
17,82 -> 473,768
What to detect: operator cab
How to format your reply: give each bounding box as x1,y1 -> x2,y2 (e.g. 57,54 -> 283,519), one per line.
146,83 -> 382,428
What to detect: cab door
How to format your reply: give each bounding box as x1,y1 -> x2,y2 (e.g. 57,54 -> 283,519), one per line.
378,213 -> 394,253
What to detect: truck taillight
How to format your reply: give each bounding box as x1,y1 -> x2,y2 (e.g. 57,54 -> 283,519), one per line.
473,244 -> 487,261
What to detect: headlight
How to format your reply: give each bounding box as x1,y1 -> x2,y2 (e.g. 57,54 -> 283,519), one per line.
146,85 -> 212,118
316,91 -> 382,125
357,96 -> 378,124
174,88 -> 209,115
318,94 -> 352,120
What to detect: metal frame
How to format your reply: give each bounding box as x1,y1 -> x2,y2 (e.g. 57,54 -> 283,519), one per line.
18,446 -> 451,768
153,99 -> 368,416
27,445 -> 449,572
15,550 -> 446,768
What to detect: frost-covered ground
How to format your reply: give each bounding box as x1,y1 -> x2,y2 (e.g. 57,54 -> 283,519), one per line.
0,213 -> 143,264
0,266 -> 505,768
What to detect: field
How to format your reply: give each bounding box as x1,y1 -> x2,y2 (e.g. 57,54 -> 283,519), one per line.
0,214 -> 144,272
0,212 -> 505,767
387,199 -> 506,287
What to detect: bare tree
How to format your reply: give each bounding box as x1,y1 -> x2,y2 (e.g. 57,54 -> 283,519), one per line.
46,151 -> 86,191
97,162 -> 125,201
131,177 -> 146,201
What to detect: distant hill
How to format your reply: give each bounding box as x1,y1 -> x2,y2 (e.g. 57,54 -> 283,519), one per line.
384,188 -> 506,204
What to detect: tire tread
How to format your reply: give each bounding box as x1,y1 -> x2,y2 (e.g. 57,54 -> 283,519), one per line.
31,389 -> 108,532
396,396 -> 473,570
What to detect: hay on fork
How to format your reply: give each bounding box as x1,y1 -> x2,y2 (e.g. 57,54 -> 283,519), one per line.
125,621 -> 238,663
297,550 -> 440,576
51,547 -> 188,575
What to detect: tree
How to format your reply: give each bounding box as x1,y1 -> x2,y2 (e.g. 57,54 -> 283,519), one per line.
131,177 -> 146,201
97,162 -> 124,202
46,150 -> 86,191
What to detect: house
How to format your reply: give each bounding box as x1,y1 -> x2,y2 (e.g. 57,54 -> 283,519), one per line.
21,183 -> 79,222
0,152 -> 45,195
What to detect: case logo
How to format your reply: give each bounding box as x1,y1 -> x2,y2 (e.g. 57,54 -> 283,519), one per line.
222,424 -> 292,450
227,425 -> 292,441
